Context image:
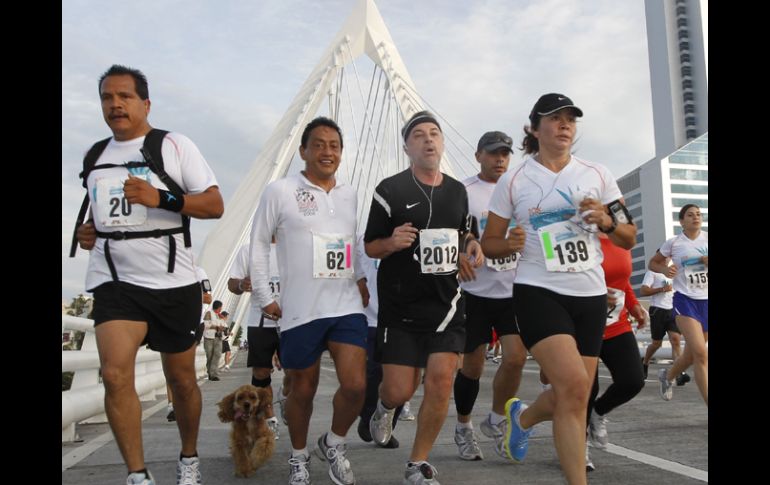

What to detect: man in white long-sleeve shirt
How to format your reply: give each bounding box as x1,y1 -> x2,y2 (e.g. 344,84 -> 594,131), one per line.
249,117 -> 367,485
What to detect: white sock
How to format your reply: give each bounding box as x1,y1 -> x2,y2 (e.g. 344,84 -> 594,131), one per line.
378,399 -> 394,413
515,404 -> 532,431
325,430 -> 346,447
456,421 -> 473,431
167,403 -> 174,412
489,411 -> 505,426
292,448 -> 309,459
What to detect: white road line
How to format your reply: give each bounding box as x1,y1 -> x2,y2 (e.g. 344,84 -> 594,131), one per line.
604,443 -> 708,482
62,377 -> 208,471
62,400 -> 168,471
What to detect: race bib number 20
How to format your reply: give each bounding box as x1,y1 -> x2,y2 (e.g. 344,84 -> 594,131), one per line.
312,233 -> 354,279
95,176 -> 148,227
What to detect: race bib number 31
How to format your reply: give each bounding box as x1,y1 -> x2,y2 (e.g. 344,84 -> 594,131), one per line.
95,176 -> 148,227
312,233 -> 354,279
538,221 -> 597,272
418,228 -> 459,274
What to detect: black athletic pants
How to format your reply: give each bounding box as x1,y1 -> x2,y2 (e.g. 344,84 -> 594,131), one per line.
588,331 -> 645,421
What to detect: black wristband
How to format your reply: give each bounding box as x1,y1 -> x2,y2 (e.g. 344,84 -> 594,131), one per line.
599,212 -> 617,234
157,189 -> 184,212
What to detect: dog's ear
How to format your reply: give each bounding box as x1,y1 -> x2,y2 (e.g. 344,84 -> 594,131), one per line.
217,391 -> 236,422
256,387 -> 272,418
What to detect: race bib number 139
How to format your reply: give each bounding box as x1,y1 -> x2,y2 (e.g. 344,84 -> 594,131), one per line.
538,220 -> 597,272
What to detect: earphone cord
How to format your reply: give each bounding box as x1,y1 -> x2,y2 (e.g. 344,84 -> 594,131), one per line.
411,168 -> 438,229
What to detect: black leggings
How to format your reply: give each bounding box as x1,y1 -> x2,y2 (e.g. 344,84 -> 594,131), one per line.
588,331 -> 645,421
361,327 -> 403,425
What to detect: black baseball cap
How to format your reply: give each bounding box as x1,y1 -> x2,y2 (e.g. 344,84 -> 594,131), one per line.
529,93 -> 583,123
477,131 -> 513,152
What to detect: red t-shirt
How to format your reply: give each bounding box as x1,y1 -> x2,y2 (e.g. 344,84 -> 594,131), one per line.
600,237 -> 638,340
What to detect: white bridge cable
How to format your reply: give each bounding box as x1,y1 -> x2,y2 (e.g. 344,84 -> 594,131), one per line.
340,59 -> 362,185
353,63 -> 392,198
397,78 -> 478,153
356,68 -> 388,196
335,66 -> 344,121
357,76 -> 394,226
397,86 -> 476,179
350,64 -> 383,193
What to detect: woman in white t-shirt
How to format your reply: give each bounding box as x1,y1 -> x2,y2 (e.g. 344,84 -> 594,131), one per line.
482,93 -> 636,483
649,204 -> 708,405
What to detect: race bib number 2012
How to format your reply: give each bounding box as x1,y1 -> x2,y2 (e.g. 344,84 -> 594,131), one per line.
418,228 -> 459,274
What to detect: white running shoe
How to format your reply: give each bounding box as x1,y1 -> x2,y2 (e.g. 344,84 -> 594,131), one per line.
315,433 -> 355,485
126,471 -> 155,485
404,461 -> 440,484
370,402 -> 396,446
176,456 -> 201,485
479,414 -> 507,458
585,443 -> 595,472
658,368 -> 674,401
288,454 -> 311,485
399,401 -> 416,421
267,416 -> 280,440
588,410 -> 608,449
454,426 -> 483,460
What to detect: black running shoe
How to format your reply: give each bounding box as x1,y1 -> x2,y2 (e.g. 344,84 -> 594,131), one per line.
675,372 -> 691,386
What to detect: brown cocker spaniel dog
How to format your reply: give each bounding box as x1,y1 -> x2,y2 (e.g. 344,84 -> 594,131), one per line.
217,384 -> 275,477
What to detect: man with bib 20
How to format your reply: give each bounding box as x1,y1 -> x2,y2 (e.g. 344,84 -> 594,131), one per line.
249,117 -> 367,485
364,111 -> 483,485
74,65 -> 223,485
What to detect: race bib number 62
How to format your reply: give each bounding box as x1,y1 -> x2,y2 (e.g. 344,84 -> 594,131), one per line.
312,232 -> 354,279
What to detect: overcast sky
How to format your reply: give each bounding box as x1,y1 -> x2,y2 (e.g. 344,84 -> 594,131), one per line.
62,0 -> 655,301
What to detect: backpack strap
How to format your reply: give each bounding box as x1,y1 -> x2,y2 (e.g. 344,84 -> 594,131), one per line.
69,137 -> 112,257
79,137 -> 112,188
140,129 -> 191,249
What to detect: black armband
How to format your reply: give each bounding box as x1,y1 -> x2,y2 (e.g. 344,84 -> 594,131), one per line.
157,189 -> 184,212
607,199 -> 633,225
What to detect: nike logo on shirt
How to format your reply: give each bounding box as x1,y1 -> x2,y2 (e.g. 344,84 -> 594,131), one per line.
406,202 -> 420,209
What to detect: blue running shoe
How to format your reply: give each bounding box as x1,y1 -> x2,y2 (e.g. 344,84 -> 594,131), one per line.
503,398 -> 532,462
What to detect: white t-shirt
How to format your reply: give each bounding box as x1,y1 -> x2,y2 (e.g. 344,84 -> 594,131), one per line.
460,175 -> 516,299
356,234 -> 379,328
249,173 -> 364,332
229,243 -> 280,328
195,265 -> 211,322
658,231 -> 708,299
488,155 -> 623,297
203,310 -> 227,339
641,270 -> 673,309
85,133 -> 218,291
